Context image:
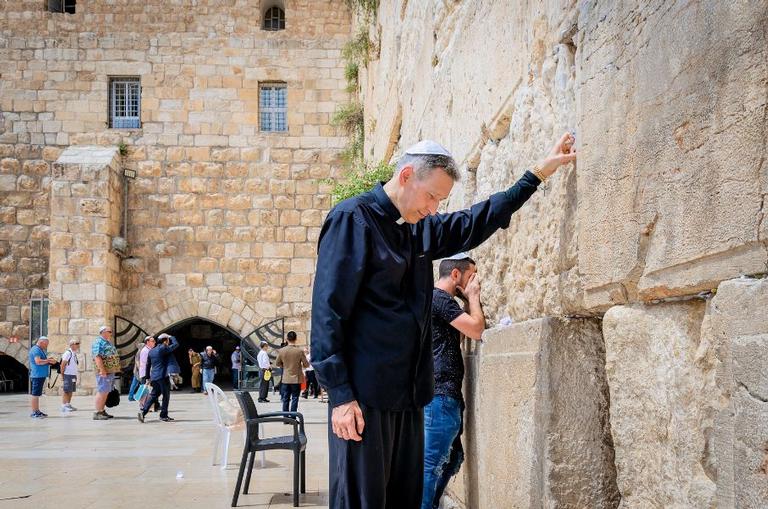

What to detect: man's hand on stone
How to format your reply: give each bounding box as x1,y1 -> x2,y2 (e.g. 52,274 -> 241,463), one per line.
538,132 -> 576,178
332,400 -> 365,441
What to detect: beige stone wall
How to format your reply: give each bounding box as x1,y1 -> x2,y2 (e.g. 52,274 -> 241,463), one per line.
359,0 -> 767,506
47,146 -> 124,391
0,144 -> 52,357
0,1 -> 352,359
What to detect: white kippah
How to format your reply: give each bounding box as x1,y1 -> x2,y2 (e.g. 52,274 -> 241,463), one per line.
404,140 -> 453,158
443,252 -> 471,261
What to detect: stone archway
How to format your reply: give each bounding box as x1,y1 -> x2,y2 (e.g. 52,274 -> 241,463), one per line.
123,287 -> 266,339
0,336 -> 29,370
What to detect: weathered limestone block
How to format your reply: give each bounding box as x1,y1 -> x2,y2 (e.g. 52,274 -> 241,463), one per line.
707,277 -> 768,508
577,1 -> 768,309
602,302 -> 718,508
452,317 -> 618,508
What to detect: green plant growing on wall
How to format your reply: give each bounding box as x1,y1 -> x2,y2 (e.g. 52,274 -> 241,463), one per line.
332,102 -> 365,166
343,27 -> 372,67
118,141 -> 128,157
329,160 -> 394,204
345,61 -> 359,92
328,1 -> 386,203
345,0 -> 378,17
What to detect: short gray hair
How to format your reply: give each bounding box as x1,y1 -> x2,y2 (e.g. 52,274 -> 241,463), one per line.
396,154 -> 460,181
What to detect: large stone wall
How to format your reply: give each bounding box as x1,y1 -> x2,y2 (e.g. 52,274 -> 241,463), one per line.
0,1 -> 352,361
360,0 -> 767,506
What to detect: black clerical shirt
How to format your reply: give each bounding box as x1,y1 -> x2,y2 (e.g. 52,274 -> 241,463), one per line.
310,171 -> 541,410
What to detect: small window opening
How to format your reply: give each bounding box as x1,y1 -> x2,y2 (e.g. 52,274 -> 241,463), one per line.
48,0 -> 76,14
263,6 -> 285,31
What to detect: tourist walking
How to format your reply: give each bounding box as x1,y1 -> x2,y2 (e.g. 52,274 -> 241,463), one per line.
189,348 -> 202,393
200,346 -> 219,391
60,339 -> 81,412
127,338 -> 146,401
138,333 -> 178,423
302,347 -> 319,398
92,325 -> 120,421
231,346 -> 241,389
257,342 -> 272,402
275,331 -> 309,413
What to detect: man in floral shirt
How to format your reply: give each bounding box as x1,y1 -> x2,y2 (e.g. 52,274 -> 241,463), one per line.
92,325 -> 118,420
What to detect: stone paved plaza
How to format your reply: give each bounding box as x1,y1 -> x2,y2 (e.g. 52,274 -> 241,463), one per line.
0,392 -> 330,508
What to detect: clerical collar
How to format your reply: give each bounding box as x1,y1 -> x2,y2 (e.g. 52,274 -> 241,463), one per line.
372,183 -> 405,224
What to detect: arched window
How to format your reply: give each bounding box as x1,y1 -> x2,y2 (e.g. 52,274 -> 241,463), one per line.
263,6 -> 285,31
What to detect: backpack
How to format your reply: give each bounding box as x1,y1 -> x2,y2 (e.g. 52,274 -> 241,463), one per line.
57,348 -> 77,373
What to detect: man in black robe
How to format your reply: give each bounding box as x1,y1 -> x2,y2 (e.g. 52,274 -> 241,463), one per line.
311,133 -> 576,508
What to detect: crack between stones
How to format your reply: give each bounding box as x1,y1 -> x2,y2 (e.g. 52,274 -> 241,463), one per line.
738,381 -> 768,403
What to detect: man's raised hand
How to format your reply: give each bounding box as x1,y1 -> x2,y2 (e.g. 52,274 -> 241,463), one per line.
538,132 -> 577,179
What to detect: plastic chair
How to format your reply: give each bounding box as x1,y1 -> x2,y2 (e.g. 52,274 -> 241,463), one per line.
232,390 -> 307,507
205,382 -> 249,469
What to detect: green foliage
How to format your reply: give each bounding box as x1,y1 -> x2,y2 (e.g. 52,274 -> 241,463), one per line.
332,102 -> 365,167
118,141 -> 128,157
342,28 -> 372,66
332,103 -> 364,136
345,0 -> 378,17
344,61 -> 359,92
329,160 -> 394,204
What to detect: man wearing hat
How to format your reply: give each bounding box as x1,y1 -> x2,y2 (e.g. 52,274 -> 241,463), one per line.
230,345 -> 241,389
311,133 -> 575,507
92,325 -> 119,420
28,336 -> 57,418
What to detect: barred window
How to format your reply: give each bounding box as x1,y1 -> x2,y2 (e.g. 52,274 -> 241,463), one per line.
263,6 -> 285,31
259,84 -> 287,132
30,298 -> 49,343
48,0 -> 76,14
109,77 -> 141,129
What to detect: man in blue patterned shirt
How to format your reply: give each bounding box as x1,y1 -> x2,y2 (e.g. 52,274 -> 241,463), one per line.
92,325 -> 118,420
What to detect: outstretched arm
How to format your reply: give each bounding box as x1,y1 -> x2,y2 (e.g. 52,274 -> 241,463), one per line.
430,133 -> 576,258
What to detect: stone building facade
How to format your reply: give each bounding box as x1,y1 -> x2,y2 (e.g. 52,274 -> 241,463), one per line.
0,0 -> 351,392
358,0 -> 767,507
2,0 -> 767,507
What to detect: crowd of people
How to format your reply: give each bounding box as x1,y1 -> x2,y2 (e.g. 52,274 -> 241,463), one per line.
26,325 -> 323,421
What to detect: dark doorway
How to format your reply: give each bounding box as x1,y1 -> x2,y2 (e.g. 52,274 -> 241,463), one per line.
158,317 -> 241,391
0,353 -> 29,393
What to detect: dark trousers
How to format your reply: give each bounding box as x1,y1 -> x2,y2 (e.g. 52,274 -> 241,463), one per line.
141,378 -> 170,418
258,369 -> 270,401
232,368 -> 239,388
304,370 -> 319,397
280,383 -> 301,412
328,404 -> 424,509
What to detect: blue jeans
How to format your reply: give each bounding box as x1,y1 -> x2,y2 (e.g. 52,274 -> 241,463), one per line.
202,368 -> 215,389
421,395 -> 463,509
127,375 -> 140,400
231,368 -> 239,388
280,383 -> 301,412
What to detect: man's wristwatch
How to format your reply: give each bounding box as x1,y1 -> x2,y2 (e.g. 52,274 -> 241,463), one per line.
532,165 -> 547,182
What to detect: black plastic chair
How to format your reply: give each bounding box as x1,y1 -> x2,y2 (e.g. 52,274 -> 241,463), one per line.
232,390 -> 307,507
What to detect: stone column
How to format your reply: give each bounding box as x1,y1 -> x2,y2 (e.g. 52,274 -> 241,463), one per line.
48,146 -> 123,394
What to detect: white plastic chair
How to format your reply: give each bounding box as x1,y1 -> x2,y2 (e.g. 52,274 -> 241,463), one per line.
205,383 -> 264,469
